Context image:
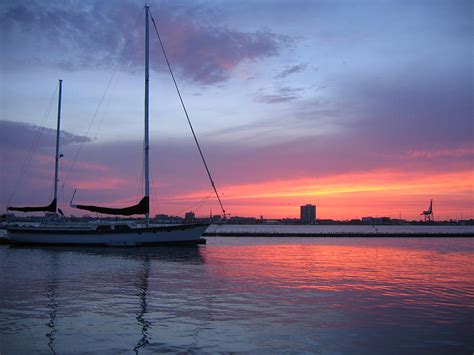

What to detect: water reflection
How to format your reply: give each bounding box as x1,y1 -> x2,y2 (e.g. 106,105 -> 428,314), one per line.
9,245 -> 206,263
1,239 -> 473,354
133,256 -> 151,354
5,245 -> 205,354
203,242 -> 474,325
45,253 -> 59,355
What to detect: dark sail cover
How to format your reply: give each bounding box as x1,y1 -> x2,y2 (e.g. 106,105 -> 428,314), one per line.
72,196 -> 149,216
8,198 -> 57,213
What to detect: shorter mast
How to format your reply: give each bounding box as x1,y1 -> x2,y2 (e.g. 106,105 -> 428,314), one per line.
7,80 -> 62,214
53,79 -> 63,214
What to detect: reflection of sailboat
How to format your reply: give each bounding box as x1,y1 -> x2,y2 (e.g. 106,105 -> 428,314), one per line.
133,256 -> 151,354
7,245 -> 205,353
9,244 -> 206,264
45,253 -> 59,355
7,5 -> 215,246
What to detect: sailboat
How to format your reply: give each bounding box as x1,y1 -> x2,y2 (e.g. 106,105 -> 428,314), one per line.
6,5 -> 212,246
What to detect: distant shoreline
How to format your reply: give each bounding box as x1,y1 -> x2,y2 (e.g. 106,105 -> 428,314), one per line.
204,224 -> 474,237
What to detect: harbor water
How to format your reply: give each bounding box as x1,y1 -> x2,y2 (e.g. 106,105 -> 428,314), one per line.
1,236 -> 473,353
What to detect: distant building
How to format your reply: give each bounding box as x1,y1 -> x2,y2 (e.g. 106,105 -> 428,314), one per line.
210,215 -> 222,223
362,216 -> 392,225
184,211 -> 195,223
229,216 -> 257,224
300,204 -> 316,224
361,217 -> 374,224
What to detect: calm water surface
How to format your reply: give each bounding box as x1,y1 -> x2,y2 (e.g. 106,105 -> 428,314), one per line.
0,237 -> 473,354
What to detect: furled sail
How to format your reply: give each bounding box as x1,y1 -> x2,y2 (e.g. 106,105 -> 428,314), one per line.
71,196 -> 149,216
8,199 -> 57,213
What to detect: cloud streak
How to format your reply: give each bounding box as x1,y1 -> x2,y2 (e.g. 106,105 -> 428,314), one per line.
254,86 -> 304,104
275,63 -> 308,79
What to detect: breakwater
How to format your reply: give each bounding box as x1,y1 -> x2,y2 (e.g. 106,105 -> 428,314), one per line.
203,224 -> 474,237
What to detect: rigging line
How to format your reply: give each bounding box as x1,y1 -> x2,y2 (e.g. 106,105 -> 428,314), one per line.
193,192 -> 214,213
12,84 -> 57,194
149,11 -> 226,218
146,136 -> 159,216
92,72 -> 118,143
149,168 -> 159,217
129,133 -> 146,218
59,7 -> 145,198
174,191 -> 214,217
7,84 -> 58,209
135,159 -> 145,205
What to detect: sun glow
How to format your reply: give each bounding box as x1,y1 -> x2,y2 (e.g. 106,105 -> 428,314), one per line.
168,169 -> 474,219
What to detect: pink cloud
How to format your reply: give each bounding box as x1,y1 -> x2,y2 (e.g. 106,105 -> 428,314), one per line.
407,146 -> 474,159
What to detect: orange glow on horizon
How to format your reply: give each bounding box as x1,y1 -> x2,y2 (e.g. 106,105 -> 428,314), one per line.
167,169 -> 474,220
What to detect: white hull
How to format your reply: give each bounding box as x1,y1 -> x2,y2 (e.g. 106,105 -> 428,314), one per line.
7,224 -> 208,246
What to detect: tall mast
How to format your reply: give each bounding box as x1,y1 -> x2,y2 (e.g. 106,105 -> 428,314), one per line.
53,79 -> 63,214
144,5 -> 150,226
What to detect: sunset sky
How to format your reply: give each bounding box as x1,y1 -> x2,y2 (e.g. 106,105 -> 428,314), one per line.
1,0 -> 472,220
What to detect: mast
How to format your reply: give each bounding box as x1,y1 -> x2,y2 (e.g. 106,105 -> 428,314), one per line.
53,79 -> 63,214
144,5 -> 150,226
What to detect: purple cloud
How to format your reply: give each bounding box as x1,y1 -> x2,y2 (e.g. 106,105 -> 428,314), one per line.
0,120 -> 91,150
1,1 -> 290,84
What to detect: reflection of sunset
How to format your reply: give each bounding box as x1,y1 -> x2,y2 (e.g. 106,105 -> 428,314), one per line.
203,241 -> 474,310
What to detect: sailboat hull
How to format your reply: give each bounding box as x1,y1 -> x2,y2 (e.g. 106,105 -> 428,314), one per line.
6,224 -> 208,246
